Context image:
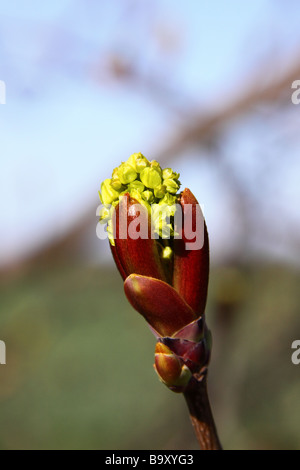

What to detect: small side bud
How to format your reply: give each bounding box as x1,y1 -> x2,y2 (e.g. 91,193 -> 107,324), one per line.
154,342 -> 192,393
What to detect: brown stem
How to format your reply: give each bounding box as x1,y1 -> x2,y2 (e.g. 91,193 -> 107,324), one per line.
184,372 -> 222,450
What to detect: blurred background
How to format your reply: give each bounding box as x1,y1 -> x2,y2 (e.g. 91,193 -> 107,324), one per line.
0,0 -> 300,450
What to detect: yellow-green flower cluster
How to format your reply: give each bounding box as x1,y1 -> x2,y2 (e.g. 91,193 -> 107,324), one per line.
98,152 -> 181,243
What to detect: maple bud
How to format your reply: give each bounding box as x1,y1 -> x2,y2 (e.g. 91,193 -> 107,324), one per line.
98,153 -> 210,392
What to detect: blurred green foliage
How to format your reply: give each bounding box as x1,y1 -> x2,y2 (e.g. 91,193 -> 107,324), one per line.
0,262 -> 299,449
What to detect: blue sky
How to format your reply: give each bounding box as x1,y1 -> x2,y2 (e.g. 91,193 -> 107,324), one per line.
0,0 -> 300,266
